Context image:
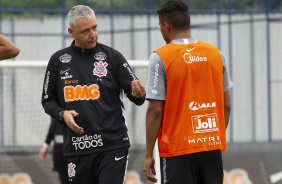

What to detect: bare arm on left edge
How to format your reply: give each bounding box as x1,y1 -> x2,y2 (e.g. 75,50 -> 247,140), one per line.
0,34 -> 20,60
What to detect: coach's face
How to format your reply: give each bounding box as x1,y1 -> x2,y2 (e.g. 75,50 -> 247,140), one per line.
68,15 -> 98,50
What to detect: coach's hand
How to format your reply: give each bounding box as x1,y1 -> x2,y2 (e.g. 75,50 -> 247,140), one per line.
131,80 -> 146,98
144,155 -> 158,183
63,110 -> 84,134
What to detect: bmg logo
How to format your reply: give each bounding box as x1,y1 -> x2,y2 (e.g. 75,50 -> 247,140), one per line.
192,113 -> 219,134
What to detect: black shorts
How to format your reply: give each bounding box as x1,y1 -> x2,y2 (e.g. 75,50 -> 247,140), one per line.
160,150 -> 223,184
66,147 -> 128,184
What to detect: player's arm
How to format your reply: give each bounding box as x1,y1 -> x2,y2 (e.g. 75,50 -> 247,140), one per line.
39,119 -> 55,160
221,53 -> 233,130
39,143 -> 49,160
144,52 -> 166,182
224,91 -> 231,130
45,119 -> 56,144
0,34 -> 20,60
144,99 -> 164,183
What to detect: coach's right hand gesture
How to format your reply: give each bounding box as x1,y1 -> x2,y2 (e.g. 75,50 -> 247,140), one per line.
131,80 -> 146,98
63,110 -> 84,134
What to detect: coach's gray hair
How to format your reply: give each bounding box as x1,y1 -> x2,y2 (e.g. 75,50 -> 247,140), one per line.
68,5 -> 95,28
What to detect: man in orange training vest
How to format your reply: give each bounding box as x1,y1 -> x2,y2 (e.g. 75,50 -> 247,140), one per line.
143,0 -> 233,183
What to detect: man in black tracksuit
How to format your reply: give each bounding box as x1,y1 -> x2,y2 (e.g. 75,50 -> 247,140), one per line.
39,119 -> 68,184
41,5 -> 146,184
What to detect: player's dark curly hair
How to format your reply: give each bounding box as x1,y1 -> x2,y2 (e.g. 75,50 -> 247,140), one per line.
157,0 -> 190,31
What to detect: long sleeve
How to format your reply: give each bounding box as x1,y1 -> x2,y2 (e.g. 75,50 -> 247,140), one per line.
116,52 -> 145,106
44,119 -> 56,144
41,55 -> 65,121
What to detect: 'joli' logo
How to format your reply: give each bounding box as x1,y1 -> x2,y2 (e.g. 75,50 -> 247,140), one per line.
191,113 -> 219,134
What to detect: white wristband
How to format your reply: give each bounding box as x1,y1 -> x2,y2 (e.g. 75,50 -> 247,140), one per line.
42,143 -> 49,148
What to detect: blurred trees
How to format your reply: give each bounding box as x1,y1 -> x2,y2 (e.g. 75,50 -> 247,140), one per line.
1,0 -> 281,10
189,0 -> 281,10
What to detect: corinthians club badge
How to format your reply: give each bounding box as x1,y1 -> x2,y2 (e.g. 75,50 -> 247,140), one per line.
68,162 -> 76,178
93,61 -> 108,77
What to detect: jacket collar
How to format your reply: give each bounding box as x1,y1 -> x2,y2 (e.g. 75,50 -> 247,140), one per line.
70,40 -> 99,55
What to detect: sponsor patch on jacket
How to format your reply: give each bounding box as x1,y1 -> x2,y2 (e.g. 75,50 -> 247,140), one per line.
94,52 -> 107,61
60,54 -> 72,63
93,61 -> 108,77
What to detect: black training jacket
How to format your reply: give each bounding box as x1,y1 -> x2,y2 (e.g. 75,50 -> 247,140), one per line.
41,41 -> 145,156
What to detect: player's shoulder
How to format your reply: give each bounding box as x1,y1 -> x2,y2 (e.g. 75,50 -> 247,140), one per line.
198,40 -> 219,50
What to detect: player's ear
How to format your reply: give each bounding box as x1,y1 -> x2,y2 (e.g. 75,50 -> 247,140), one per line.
68,28 -> 74,38
164,22 -> 171,32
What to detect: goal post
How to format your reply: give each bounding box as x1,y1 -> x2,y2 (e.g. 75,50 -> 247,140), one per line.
0,60 -> 162,183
